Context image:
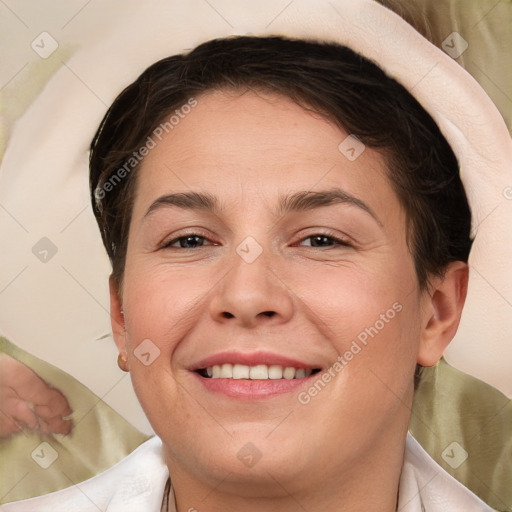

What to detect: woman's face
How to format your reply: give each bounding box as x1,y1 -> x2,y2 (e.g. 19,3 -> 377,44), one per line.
113,89 -> 434,492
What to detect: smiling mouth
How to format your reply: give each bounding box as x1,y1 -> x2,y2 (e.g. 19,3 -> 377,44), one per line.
196,364 -> 322,380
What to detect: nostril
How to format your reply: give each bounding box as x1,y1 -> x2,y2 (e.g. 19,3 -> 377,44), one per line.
221,311 -> 275,319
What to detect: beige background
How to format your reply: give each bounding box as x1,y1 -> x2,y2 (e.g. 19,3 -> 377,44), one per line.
0,0 -> 510,508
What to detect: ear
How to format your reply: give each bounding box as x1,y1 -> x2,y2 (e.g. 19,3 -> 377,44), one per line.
109,275 -> 128,358
417,261 -> 469,367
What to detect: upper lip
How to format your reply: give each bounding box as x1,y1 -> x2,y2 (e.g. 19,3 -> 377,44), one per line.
189,351 -> 322,371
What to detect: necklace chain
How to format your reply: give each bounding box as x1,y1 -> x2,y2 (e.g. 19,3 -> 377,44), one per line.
161,477 -> 172,512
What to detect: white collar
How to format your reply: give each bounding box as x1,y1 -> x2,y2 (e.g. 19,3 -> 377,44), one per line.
0,433 -> 496,512
397,434 -> 496,511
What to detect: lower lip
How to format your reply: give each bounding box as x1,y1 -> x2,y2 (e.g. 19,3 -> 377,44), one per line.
191,372 -> 315,399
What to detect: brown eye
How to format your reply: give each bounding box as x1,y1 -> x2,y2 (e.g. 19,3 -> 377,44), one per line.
299,234 -> 352,248
162,234 -> 211,249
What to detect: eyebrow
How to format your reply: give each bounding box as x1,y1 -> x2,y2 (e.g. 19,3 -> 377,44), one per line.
144,188 -> 382,226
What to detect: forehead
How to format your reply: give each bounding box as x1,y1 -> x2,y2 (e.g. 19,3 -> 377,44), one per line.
131,89 -> 401,224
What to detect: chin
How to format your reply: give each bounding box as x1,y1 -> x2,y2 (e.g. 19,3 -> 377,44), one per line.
163,420 -> 317,492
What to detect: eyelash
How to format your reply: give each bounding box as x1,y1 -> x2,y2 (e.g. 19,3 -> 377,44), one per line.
160,231 -> 352,250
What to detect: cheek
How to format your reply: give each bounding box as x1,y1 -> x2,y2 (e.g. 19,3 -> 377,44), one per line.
121,260 -> 206,351
297,254 -> 421,402
324,292 -> 421,421
119,262 -> 201,437
297,252 -> 418,347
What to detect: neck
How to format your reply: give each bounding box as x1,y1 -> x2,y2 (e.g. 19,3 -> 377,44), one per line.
164,420 -> 409,512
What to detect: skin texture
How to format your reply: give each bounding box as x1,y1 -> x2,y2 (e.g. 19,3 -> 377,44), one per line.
0,354 -> 73,438
110,89 -> 468,512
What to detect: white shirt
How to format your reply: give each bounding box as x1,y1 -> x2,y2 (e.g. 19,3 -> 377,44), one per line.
0,433 -> 497,512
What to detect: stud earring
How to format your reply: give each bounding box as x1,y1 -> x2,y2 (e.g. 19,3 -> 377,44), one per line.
117,353 -> 129,372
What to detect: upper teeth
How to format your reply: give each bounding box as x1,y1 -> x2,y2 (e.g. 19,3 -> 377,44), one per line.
205,364 -> 312,380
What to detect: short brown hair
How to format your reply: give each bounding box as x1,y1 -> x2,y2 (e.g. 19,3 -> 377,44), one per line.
90,35 -> 472,294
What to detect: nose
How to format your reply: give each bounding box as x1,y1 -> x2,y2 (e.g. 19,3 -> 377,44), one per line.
209,244 -> 294,329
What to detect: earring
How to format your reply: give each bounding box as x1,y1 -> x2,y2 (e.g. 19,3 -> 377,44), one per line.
117,353 -> 129,372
